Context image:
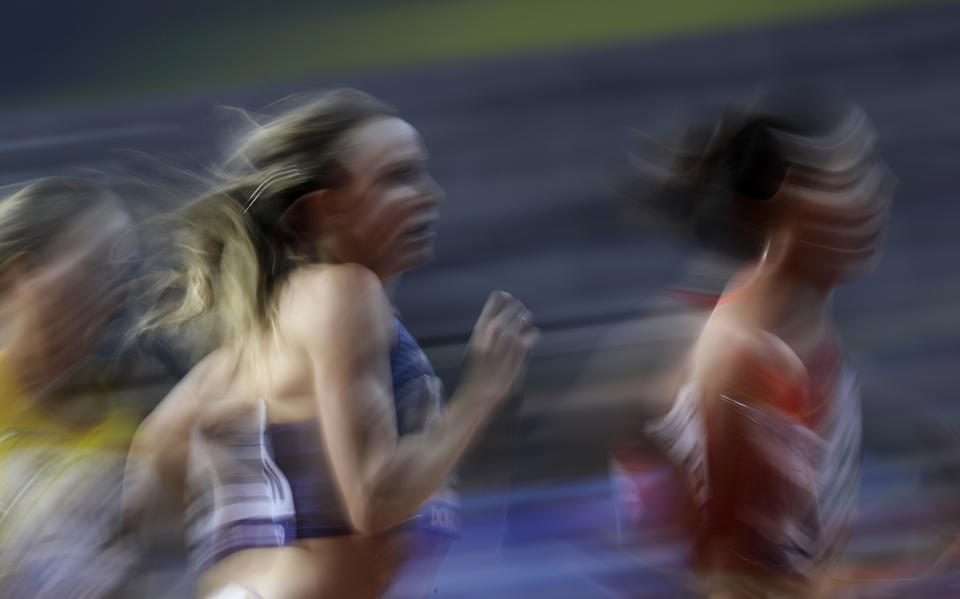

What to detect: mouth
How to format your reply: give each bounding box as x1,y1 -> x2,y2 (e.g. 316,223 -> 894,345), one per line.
405,217 -> 438,240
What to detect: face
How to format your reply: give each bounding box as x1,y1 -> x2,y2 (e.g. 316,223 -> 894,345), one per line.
12,205 -> 136,372
773,132 -> 895,286
320,117 -> 445,279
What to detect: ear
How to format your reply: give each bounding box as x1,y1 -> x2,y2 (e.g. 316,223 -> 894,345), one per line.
282,189 -> 336,238
287,189 -> 328,215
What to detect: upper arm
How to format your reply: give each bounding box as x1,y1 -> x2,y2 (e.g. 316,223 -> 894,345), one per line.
123,358 -> 211,521
284,265 -> 399,526
693,324 -> 809,416
690,325 -> 821,579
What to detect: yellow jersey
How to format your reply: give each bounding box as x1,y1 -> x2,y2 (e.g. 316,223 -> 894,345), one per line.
0,351 -> 140,598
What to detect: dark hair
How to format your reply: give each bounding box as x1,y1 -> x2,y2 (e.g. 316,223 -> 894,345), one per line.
623,87 -> 870,258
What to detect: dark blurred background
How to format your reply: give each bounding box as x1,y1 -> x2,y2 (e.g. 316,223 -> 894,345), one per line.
1,1 -> 958,596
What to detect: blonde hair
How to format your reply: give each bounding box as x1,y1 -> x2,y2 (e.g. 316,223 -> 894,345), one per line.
0,177 -> 122,271
136,89 -> 396,361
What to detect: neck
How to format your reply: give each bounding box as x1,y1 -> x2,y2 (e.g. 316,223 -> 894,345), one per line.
751,264 -> 834,345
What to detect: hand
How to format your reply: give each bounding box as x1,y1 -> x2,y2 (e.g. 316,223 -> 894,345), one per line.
461,291 -> 539,404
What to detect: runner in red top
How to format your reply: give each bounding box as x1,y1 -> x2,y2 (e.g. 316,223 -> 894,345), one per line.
616,87 -> 894,598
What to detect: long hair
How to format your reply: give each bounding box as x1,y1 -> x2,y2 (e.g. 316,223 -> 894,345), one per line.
135,89 -> 396,362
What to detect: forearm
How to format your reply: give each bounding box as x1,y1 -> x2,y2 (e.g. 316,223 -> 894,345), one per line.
361,383 -> 497,531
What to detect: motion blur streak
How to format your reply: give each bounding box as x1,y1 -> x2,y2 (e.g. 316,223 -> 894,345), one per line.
0,1 -> 958,598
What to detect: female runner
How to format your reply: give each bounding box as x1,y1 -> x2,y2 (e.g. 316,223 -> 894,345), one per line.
125,89 -> 537,599
0,177 -> 139,597
614,88 -> 894,598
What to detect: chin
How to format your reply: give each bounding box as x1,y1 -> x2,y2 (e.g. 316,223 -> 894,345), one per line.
407,247 -> 436,271
386,246 -> 436,278
409,236 -> 438,263
835,261 -> 881,285
805,252 -> 883,287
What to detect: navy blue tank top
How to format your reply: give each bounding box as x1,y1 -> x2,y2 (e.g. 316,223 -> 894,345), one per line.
184,318 -> 460,571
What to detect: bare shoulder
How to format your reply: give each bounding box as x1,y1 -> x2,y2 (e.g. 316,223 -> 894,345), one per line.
279,263 -> 394,350
692,314 -> 807,407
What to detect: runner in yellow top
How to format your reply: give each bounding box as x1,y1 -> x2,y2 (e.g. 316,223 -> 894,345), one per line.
0,178 -> 140,599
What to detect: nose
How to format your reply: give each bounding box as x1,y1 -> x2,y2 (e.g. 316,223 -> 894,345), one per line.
422,174 -> 445,206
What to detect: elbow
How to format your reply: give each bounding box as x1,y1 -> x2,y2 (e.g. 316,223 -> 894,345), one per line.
346,498 -> 380,535
344,486 -> 408,535
346,499 -> 392,535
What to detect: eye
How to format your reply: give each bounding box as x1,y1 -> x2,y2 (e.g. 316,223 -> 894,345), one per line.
383,162 -> 425,185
